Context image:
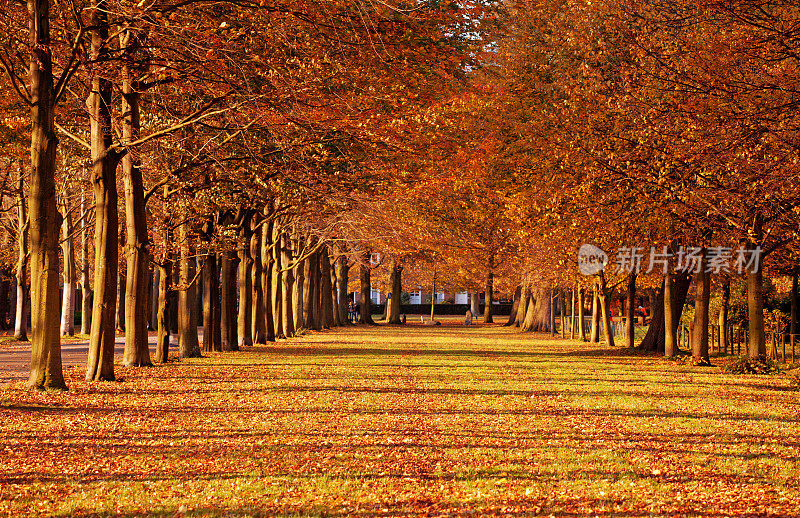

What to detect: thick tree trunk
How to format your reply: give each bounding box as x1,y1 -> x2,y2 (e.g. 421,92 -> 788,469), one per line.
86,0 -> 123,381
747,262 -> 766,359
335,255 -> 349,326
178,220 -> 200,358
80,189 -> 91,335
625,273 -> 636,348
521,289 -> 537,331
471,292 -> 481,321
515,285 -> 530,328
590,287 -> 600,343
238,227 -> 253,347
719,278 -> 730,354
691,248 -> 711,365
26,0 -> 65,389
483,270 -> 494,323
358,261 -> 374,325
320,246 -> 334,329
388,261 -> 402,324
59,194 -> 75,337
505,285 -> 521,326
578,287 -> 586,341
280,234 -> 294,338
120,31 -> 151,367
221,249 -> 239,351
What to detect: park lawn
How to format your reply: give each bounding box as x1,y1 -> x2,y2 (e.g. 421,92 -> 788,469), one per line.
1,324 -> 799,517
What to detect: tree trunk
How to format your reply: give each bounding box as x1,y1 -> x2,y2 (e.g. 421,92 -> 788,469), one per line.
505,285 -> 521,326
663,271 -> 676,357
590,287 -> 600,343
154,255 -> 171,364
470,292 -> 480,321
358,261 -> 374,325
578,287 -> 586,341
238,226 -> 253,347
747,260 -> 766,359
625,273 -> 636,348
280,233 -> 294,338
559,288 -> 566,338
719,278 -> 730,354
177,219 -> 200,358
26,0 -> 65,389
691,248 -> 711,365
329,250 -> 341,327
116,271 -> 126,331
250,218 -> 266,344
293,248 -> 305,331
515,285 -> 530,328
320,246 -> 334,329
270,222 -> 282,339
221,249 -> 239,351
86,0 -> 122,382
80,188 -> 91,335
598,275 -> 615,347
15,164 -> 29,341
59,192 -> 75,336
262,218 -> 275,341
483,270 -> 494,323
388,261 -> 402,324
201,253 -> 219,352
311,249 -> 322,330
570,288 -> 576,339
120,29 -> 151,367
302,245 -> 315,329
336,254 -> 349,325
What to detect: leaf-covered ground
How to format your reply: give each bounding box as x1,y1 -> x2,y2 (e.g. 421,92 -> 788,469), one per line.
1,323 -> 799,517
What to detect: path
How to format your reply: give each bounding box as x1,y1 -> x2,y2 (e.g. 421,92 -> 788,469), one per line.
1,323 -> 799,516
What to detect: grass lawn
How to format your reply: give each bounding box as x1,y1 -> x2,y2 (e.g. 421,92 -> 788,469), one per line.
1,323 -> 799,517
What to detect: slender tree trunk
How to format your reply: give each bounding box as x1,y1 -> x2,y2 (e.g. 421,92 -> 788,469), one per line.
388,261 -> 402,324
598,275 -> 615,347
154,253 -> 171,364
302,244 -> 315,329
483,270 -> 494,323
625,273 -> 636,348
691,248 -> 711,365
430,270 -> 436,321
238,227 -> 253,347
505,285 -> 521,326
59,192 -> 75,336
663,271 -> 676,357
80,189 -> 91,335
116,271 -> 126,332
559,288 -> 566,338
270,221 -> 283,339
293,247 -> 305,331
262,218 -> 275,341
311,249 -> 322,330
590,287 -> 600,343
177,219 -> 200,358
201,253 -> 216,352
280,233 -> 294,338
336,254 -> 349,325
26,0 -> 65,389
577,287 -> 586,341
221,249 -> 239,351
15,162 -> 29,341
120,29 -> 150,367
570,288 -> 576,339
719,278 -> 730,354
86,0 -> 122,381
358,261 -> 374,324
